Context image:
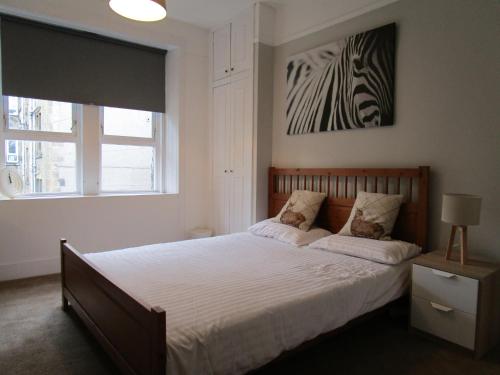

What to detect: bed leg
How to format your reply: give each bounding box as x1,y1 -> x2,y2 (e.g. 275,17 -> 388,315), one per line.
60,238 -> 69,312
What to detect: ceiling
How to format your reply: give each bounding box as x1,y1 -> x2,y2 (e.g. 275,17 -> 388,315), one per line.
0,0 -> 393,32
165,0 -> 256,29
163,0 -> 383,30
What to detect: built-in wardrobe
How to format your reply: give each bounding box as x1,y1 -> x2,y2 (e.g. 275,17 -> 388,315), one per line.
209,4 -> 274,235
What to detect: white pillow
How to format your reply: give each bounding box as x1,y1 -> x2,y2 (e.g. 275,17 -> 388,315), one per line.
308,234 -> 421,265
249,219 -> 331,247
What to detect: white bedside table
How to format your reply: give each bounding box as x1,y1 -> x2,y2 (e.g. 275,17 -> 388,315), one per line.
410,251 -> 500,358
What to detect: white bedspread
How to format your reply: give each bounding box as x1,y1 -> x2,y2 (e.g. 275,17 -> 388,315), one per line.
85,233 -> 410,375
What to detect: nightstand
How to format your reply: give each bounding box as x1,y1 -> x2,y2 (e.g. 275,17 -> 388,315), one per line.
410,251 -> 500,358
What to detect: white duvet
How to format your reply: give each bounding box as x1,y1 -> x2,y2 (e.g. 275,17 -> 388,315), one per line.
85,233 -> 410,375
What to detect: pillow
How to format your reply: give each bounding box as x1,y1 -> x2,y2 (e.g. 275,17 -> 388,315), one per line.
309,234 -> 421,265
249,219 -> 331,247
274,190 -> 327,231
339,191 -> 404,240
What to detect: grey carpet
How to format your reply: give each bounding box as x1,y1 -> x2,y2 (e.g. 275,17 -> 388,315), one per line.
1,274 -> 499,375
0,275 -> 118,375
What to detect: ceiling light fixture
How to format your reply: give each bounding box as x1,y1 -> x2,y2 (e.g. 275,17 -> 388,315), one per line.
109,0 -> 167,22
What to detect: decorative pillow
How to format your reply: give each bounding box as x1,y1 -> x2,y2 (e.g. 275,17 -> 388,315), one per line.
309,234 -> 421,265
249,219 -> 331,247
339,191 -> 403,240
274,190 -> 327,231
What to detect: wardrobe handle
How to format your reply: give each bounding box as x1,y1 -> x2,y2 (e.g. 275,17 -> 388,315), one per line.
224,170 -> 227,173
230,170 -> 233,173
225,69 -> 228,73
231,67 -> 234,71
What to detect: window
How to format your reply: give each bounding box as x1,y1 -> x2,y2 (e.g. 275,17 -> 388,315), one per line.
0,16 -> 169,198
103,107 -> 153,138
7,96 -> 74,133
1,97 -> 79,195
100,107 -> 161,192
0,97 -> 166,197
6,140 -> 19,164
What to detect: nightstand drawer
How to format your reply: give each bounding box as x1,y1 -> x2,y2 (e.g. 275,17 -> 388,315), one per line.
412,264 -> 478,314
411,295 -> 476,349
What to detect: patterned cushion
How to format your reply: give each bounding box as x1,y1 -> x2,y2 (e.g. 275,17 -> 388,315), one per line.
275,190 -> 327,231
339,192 -> 404,240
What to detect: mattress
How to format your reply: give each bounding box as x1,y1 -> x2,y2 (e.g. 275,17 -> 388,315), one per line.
85,232 -> 411,375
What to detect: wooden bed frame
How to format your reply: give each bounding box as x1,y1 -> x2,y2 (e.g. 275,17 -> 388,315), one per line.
268,166 -> 429,247
61,166 -> 429,375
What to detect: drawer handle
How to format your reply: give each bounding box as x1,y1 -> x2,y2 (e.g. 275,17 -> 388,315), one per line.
431,269 -> 456,278
430,301 -> 454,312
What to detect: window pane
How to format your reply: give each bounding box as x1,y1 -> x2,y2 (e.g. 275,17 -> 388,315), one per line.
4,140 -> 77,194
103,107 -> 153,138
7,96 -> 73,133
101,144 -> 154,191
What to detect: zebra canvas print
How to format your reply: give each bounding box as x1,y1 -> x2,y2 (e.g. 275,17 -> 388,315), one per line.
286,23 -> 395,135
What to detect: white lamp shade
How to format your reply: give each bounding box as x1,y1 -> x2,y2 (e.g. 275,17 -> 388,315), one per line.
441,193 -> 482,226
109,0 -> 167,22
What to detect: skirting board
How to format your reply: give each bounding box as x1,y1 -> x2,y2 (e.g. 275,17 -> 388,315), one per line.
0,257 -> 59,281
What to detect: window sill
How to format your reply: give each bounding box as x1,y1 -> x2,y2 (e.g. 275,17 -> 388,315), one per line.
97,192 -> 178,198
0,192 -> 179,201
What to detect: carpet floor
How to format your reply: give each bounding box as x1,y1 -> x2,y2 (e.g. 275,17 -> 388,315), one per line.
1,274 -> 499,375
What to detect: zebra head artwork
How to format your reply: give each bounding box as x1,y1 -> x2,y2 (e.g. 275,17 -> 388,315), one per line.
286,23 -> 395,135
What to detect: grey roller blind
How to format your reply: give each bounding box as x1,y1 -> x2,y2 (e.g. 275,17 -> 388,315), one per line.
1,15 -> 166,113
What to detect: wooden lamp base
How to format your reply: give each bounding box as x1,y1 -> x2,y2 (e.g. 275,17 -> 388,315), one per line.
444,225 -> 468,265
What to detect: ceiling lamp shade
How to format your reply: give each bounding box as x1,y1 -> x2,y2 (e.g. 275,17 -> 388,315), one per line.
109,0 -> 167,22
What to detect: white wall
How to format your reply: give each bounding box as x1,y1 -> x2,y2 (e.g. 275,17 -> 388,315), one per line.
272,0 -> 500,261
270,0 -> 399,45
252,3 -> 275,222
0,1 -> 210,281
0,195 -> 184,280
253,42 -> 274,222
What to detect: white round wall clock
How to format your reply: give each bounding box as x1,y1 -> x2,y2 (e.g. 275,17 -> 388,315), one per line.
0,168 -> 23,198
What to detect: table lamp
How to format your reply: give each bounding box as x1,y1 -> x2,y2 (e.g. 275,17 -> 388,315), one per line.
442,193 -> 482,265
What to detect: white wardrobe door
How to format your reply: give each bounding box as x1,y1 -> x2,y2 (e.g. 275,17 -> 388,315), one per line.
228,75 -> 252,233
230,11 -> 251,75
212,24 -> 230,82
213,176 -> 229,235
228,177 -> 245,233
212,84 -> 230,234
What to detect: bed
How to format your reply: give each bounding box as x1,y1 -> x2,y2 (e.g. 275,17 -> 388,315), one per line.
60,166 -> 429,375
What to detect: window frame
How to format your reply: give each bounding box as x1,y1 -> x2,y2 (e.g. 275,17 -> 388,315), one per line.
0,96 -> 167,198
98,107 -> 163,194
0,97 -> 82,197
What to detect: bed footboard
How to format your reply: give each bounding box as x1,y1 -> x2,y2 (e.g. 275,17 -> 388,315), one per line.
60,239 -> 166,375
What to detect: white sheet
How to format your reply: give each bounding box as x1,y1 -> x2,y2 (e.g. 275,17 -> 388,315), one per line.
85,233 -> 410,375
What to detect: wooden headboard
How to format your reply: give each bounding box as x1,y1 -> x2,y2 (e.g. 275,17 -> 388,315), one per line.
268,166 -> 430,248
